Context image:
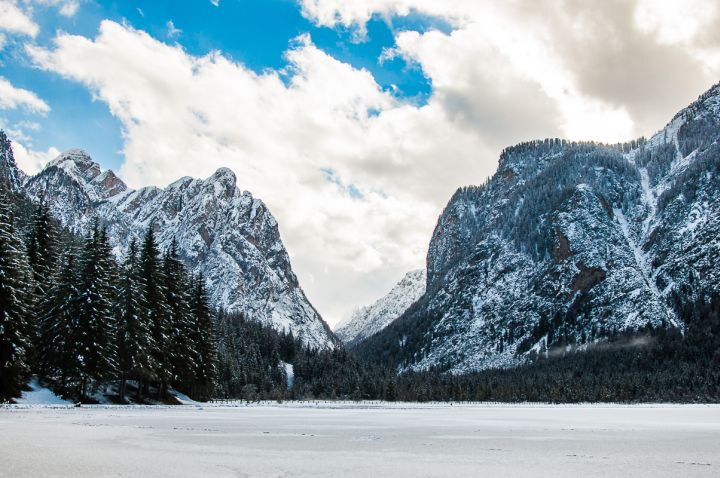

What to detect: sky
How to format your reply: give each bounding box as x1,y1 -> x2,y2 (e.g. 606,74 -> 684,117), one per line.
1,0 -> 720,327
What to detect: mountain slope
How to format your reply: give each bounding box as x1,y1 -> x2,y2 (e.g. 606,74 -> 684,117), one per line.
356,82 -> 720,373
0,132 -> 21,192
19,148 -> 335,349
335,269 -> 426,347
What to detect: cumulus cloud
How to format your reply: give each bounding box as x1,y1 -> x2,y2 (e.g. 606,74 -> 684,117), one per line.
301,0 -> 720,138
23,1 -> 720,325
0,117 -> 57,174
32,0 -> 81,17
0,0 -> 39,37
12,141 -> 60,174
0,76 -> 50,113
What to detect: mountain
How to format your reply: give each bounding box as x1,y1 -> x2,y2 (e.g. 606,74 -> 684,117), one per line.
0,132 -> 21,192
13,146 -> 335,349
355,81 -> 720,373
335,269 -> 426,347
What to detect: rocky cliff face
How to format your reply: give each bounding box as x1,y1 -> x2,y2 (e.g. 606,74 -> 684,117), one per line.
356,82 -> 720,373
0,131 -> 21,192
18,148 -> 336,349
335,269 -> 426,347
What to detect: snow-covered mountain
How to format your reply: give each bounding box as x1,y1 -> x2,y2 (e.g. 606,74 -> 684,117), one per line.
335,269 -> 426,347
355,82 -> 720,373
0,132 -> 22,192
13,147 -> 335,349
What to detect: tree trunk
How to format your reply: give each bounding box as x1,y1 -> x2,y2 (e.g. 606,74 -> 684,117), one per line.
136,378 -> 143,403
119,371 -> 126,403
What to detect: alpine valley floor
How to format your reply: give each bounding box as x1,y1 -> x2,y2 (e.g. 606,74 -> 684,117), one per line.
0,403 -> 718,477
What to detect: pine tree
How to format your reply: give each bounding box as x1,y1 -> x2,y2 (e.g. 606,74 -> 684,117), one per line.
189,273 -> 217,400
26,203 -> 59,366
138,226 -> 171,398
162,239 -> 196,392
75,222 -> 118,399
26,203 -> 58,295
116,239 -> 154,402
0,191 -> 33,400
39,250 -> 81,394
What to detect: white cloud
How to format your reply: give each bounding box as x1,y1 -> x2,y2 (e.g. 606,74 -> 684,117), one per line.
634,0 -> 717,45
166,20 -> 181,38
634,0 -> 720,73
302,1 -> 642,143
59,0 -> 79,17
12,141 -> 60,174
1,117 -> 57,174
209,0 -> 219,6
32,0 -> 81,18
0,0 -> 39,37
0,76 -> 50,113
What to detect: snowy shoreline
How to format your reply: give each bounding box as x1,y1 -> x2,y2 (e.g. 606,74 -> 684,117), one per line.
3,400 -> 719,410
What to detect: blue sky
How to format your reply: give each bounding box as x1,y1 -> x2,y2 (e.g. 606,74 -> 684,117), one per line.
1,0 -> 718,325
2,0 -> 436,171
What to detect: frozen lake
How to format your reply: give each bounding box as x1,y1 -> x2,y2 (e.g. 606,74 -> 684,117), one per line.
1,403 -> 718,477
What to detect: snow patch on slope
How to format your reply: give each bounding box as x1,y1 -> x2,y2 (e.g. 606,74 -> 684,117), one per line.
16,378 -> 72,405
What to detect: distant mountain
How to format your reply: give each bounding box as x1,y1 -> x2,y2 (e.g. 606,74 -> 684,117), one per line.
335,269 -> 426,347
8,145 -> 335,349
355,82 -> 720,373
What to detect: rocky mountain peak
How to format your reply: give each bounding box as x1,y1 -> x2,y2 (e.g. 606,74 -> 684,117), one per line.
48,149 -> 100,179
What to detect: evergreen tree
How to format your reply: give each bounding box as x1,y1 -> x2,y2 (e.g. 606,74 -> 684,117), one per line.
26,203 -> 59,365
26,203 -> 58,296
75,222 -> 118,398
39,251 -> 81,394
138,226 -> 171,398
0,191 -> 33,400
116,239 -> 154,402
162,239 -> 196,391
189,273 -> 217,400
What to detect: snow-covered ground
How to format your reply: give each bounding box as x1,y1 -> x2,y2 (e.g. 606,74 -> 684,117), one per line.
15,378 -> 72,406
0,403 -> 718,477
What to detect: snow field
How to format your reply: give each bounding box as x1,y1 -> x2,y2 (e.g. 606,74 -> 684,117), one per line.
1,404 -> 718,477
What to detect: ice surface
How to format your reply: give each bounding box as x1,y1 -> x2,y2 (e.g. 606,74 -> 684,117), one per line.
1,403 -> 718,477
